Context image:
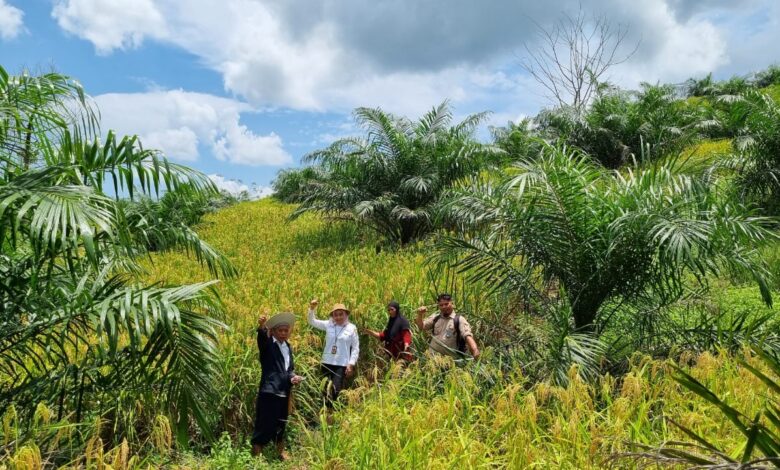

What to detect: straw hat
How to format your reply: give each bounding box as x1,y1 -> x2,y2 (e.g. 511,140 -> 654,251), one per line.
266,312 -> 296,329
329,303 -> 350,316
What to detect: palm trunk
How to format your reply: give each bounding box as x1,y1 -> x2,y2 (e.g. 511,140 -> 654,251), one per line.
570,291 -> 605,331
399,220 -> 416,245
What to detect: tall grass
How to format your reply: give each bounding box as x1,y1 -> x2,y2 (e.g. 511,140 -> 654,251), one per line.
297,350 -> 774,468
138,200 -> 774,467
5,199 -> 775,468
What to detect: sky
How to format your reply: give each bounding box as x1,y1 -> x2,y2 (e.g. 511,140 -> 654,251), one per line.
1,0 -> 778,195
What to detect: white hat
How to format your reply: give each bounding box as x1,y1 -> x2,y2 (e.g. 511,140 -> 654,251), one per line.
266,312 -> 296,329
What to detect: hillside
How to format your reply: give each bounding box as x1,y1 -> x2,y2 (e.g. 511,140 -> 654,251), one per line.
141,200 -> 774,468
4,63 -> 780,469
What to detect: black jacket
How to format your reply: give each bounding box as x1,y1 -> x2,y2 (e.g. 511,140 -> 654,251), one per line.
257,328 -> 295,396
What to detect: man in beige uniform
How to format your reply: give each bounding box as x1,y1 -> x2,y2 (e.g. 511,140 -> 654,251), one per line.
415,293 -> 480,359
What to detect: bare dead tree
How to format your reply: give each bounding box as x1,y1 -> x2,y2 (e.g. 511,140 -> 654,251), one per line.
521,7 -> 639,113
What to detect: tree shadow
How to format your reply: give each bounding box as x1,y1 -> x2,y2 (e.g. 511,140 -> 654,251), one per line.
287,220 -> 376,255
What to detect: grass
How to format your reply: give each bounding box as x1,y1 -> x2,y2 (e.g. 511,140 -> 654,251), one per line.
765,84 -> 780,103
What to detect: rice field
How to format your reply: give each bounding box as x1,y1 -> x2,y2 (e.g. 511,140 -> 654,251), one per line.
3,199 -> 775,469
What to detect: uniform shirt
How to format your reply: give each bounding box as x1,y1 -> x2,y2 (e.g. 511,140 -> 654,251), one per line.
308,309 -> 360,367
422,313 -> 473,357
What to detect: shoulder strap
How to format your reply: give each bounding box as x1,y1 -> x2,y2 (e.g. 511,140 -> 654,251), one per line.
454,315 -> 466,353
432,314 -> 441,328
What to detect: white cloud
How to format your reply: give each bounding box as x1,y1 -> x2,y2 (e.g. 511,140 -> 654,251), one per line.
0,0 -> 24,40
214,128 -> 291,166
717,1 -> 780,76
52,0 -> 166,53
141,127 -> 199,161
208,174 -> 273,199
95,90 -> 293,166
610,1 -> 728,86
52,0 -> 768,115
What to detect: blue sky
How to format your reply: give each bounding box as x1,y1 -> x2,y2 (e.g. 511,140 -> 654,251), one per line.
1,0 -> 778,194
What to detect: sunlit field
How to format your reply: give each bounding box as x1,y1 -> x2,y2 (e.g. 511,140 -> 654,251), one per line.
147,201 -> 775,468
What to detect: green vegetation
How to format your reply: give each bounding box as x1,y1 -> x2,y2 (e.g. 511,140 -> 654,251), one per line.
714,90 -> 780,213
3,64 -> 780,469
535,83 -> 705,168
438,143 -> 774,332
274,101 -> 503,244
0,65 -> 233,462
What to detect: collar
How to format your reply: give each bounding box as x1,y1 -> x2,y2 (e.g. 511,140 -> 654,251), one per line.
272,337 -> 287,346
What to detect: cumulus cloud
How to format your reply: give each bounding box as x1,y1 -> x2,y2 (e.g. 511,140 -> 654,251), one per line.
717,0 -> 780,76
208,174 -> 273,199
609,0 -> 729,86
94,90 -> 293,166
52,0 -> 768,115
0,0 -> 24,40
52,0 -> 165,53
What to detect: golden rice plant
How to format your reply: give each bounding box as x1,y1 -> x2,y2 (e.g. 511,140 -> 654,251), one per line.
132,199 -> 778,468
150,416 -> 172,455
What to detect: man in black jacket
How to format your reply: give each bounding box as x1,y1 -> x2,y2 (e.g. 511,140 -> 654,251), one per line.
252,312 -> 303,460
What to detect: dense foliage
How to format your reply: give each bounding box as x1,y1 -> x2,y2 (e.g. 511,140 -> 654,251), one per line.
686,65 -> 780,97
280,101 -> 503,244
0,66 -> 233,457
4,61 -> 780,468
714,90 -> 780,214
437,144 -> 774,332
532,83 -> 706,167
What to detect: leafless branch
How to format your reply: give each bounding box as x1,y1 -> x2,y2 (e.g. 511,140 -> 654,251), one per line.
521,6 -> 639,113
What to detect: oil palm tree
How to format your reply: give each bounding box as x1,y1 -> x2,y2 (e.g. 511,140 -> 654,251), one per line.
0,65 -> 234,449
713,89 -> 780,214
437,143 -> 774,332
290,101 -> 503,244
537,84 -> 705,168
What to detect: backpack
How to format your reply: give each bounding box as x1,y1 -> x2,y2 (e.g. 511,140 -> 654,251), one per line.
432,314 -> 467,355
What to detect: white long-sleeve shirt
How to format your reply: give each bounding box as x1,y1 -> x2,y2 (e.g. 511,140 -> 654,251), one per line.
308,308 -> 359,367
273,337 -> 291,371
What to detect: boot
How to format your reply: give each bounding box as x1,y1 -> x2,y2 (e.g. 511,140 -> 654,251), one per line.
251,443 -> 264,457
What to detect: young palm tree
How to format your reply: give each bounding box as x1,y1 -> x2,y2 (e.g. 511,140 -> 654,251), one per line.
290,101 -> 503,244
537,84 -> 705,168
437,143 -> 774,332
0,65 -> 234,449
714,89 -> 780,214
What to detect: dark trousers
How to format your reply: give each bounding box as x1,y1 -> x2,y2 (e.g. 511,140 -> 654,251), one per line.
320,363 -> 346,409
251,392 -> 289,446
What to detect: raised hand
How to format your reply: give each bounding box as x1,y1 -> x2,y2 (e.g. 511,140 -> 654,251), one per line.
258,315 -> 268,329
310,299 -> 319,310
416,306 -> 427,317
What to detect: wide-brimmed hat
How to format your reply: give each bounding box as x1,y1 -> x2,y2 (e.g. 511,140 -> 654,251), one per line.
266,312 -> 296,329
329,303 -> 350,316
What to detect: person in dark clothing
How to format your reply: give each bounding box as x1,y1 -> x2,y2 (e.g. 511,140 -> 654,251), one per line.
252,312 -> 304,460
363,301 -> 413,362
